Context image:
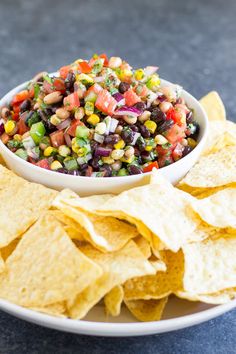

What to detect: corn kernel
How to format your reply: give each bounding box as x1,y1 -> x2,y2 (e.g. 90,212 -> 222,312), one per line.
120,155 -> 135,164
13,134 -> 22,142
114,139 -> 125,150
84,101 -> 94,116
76,73 -> 94,85
187,138 -> 197,149
144,120 -> 157,134
135,69 -> 145,81
44,146 -> 57,157
95,122 -> 106,135
50,160 -> 63,170
4,120 -> 16,135
58,145 -> 71,157
119,69 -> 132,81
146,74 -> 161,90
145,145 -> 153,152
154,134 -> 168,145
87,114 -> 100,126
102,156 -> 115,164
50,114 -> 61,126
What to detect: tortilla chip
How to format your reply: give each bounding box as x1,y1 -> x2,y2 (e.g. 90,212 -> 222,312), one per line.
104,285 -> 124,316
29,302 -> 67,318
124,297 -> 168,322
0,253 -> 5,273
67,240 -> 155,319
175,288 -> 236,305
179,146 -> 236,188
134,236 -> 151,259
182,235 -> 236,294
0,154 -> 6,167
0,238 -> 20,261
124,250 -> 184,300
0,165 -> 57,247
0,214 -> 102,307
52,210 -> 85,241
190,188 -> 236,228
200,91 -> 226,121
96,173 -> 199,252
54,201 -> 139,252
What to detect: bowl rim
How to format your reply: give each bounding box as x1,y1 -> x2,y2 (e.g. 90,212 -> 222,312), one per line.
0,76 -> 209,182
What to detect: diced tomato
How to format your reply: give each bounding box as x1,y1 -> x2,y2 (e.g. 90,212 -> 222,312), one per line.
143,161 -> 159,173
66,119 -> 84,137
59,65 -> 71,79
175,103 -> 190,114
99,53 -> 109,66
12,113 -> 19,121
95,89 -> 117,115
36,159 -> 50,170
172,142 -> 184,161
124,89 -> 141,107
78,61 -> 92,73
43,80 -> 54,94
135,84 -> 149,97
53,78 -> 66,93
28,86 -> 35,98
12,104 -> 21,113
63,92 -> 80,111
1,132 -> 10,144
164,123 -> 186,144
11,90 -> 29,105
166,107 -> 186,126
158,154 -> 174,168
17,113 -> 29,135
50,130 -> 65,147
87,83 -> 102,95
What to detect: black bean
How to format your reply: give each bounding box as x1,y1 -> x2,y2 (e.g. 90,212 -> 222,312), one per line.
189,122 -> 200,140
20,99 -> 31,112
150,107 -> 166,125
80,163 -> 88,171
130,125 -> 139,132
68,170 -> 81,176
141,151 -> 151,162
136,136 -> 146,151
104,134 -> 119,145
133,101 -> 146,112
182,146 -> 192,157
139,124 -> 150,138
156,119 -> 174,134
38,109 -> 48,122
121,127 -> 135,144
57,168 -> 68,174
91,157 -> 100,170
186,111 -> 193,124
100,164 -> 112,177
118,82 -> 130,94
128,165 -> 143,175
65,72 -> 76,90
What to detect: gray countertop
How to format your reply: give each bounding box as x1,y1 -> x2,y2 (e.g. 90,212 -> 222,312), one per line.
0,0 -> 236,352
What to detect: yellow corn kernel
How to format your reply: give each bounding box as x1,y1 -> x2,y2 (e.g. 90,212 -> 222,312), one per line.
119,69 -> 132,81
145,145 -> 153,152
135,69 -> 145,81
4,120 -> 16,134
76,73 -> 94,85
187,138 -> 197,148
50,160 -> 63,170
44,146 -> 57,157
146,75 -> 161,90
120,155 -> 135,164
114,139 -> 125,150
50,114 -> 61,126
154,134 -> 168,145
13,134 -> 22,142
144,120 -> 157,134
102,156 -> 115,164
87,114 -> 100,126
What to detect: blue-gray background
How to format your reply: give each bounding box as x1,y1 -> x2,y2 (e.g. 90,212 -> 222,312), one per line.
0,0 -> 235,353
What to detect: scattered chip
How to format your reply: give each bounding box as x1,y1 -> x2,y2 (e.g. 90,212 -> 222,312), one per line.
200,91 -> 226,121
182,235 -> 236,294
124,250 -> 184,300
124,297 -> 168,322
179,146 -> 236,188
190,188 -> 236,228
134,236 -> 151,259
175,288 -> 236,305
104,285 -> 124,317
29,302 -> 67,318
0,165 -> 57,247
96,173 -> 200,252
0,154 -> 6,167
67,240 -> 155,319
52,210 -> 85,241
0,214 -> 102,307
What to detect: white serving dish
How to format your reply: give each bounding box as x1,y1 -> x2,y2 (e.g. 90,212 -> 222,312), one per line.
0,77 -> 208,196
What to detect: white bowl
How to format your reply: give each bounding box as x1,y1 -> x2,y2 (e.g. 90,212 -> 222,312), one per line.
0,77 -> 208,196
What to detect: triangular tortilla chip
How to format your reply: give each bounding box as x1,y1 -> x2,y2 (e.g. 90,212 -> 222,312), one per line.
124,297 -> 168,322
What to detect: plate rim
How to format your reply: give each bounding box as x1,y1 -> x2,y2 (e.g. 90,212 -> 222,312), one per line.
0,298 -> 235,337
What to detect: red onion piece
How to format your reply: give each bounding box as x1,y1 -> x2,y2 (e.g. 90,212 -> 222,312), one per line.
112,92 -> 124,102
94,147 -> 112,157
109,118 -> 119,133
144,66 -> 158,76
114,106 -> 141,117
64,133 -> 72,147
57,118 -> 71,130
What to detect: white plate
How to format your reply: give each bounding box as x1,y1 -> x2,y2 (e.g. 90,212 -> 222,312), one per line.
0,297 -> 235,336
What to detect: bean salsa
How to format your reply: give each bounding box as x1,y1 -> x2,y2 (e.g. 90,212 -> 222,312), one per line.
0,54 -> 199,177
